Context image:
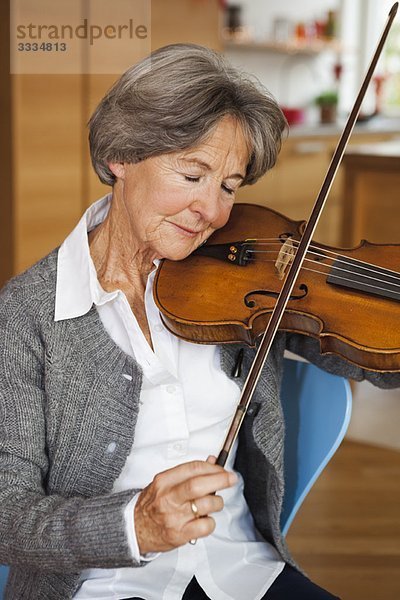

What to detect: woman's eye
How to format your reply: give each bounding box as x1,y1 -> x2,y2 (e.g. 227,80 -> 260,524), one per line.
222,184 -> 234,195
185,175 -> 200,183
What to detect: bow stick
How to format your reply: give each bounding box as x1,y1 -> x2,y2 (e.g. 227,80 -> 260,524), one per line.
216,2 -> 399,467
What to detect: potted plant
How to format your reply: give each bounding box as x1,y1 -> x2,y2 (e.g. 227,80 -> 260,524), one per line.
315,91 -> 338,124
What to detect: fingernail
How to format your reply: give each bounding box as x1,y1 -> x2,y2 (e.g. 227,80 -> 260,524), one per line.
228,472 -> 238,485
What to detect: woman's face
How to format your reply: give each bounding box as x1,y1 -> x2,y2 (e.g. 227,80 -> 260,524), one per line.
110,116 -> 250,261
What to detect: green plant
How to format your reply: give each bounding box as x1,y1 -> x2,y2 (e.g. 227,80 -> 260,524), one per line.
315,91 -> 338,106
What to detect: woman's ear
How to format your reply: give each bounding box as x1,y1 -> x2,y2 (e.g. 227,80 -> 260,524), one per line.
108,162 -> 126,179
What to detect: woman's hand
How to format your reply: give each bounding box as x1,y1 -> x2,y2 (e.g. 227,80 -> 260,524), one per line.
134,457 -> 237,554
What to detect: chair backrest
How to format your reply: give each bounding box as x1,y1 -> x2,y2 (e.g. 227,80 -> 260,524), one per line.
280,357 -> 352,536
0,565 -> 8,599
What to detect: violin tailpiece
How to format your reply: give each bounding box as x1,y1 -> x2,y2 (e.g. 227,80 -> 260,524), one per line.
192,241 -> 252,266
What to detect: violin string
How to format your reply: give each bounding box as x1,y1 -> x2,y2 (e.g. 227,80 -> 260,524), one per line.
247,249 -> 400,291
253,245 -> 400,292
246,238 -> 400,280
245,257 -> 400,299
247,239 -> 400,280
246,239 -> 400,282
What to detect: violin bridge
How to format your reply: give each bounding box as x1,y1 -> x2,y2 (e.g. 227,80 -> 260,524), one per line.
275,237 -> 295,280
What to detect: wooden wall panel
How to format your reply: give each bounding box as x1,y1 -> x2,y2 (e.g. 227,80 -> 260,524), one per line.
83,75 -> 119,207
0,0 -> 13,287
7,0 -> 222,276
12,75 -> 84,273
150,0 -> 222,50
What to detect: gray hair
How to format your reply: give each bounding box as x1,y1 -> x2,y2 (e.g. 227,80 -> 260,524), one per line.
88,43 -> 287,187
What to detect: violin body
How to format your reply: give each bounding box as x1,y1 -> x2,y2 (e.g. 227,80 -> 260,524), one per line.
154,203 -> 400,372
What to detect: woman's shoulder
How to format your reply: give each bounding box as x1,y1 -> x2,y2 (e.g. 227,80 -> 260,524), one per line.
0,248 -> 59,323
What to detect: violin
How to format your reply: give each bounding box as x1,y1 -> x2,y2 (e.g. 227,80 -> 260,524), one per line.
154,203 -> 400,373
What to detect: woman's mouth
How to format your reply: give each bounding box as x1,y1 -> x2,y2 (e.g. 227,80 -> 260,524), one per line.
169,222 -> 203,237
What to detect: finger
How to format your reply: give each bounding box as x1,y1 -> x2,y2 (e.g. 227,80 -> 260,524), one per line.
188,494 -> 224,518
206,455 -> 217,464
175,470 -> 237,505
152,460 -> 227,491
182,515 -> 216,543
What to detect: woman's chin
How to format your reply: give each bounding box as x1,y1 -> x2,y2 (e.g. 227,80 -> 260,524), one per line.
163,250 -> 194,262
161,243 -> 199,262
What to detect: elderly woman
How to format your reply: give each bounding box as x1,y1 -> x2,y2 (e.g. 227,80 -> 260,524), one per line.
0,43 -> 398,600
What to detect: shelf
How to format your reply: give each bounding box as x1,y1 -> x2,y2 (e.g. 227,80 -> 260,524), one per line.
223,38 -> 341,56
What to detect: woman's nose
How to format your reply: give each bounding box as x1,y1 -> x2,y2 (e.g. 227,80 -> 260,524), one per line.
190,185 -> 224,225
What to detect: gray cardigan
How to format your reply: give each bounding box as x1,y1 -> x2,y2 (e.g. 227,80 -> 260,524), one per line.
0,249 -> 398,599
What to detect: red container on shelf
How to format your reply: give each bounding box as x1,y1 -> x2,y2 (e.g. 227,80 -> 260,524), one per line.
280,106 -> 306,125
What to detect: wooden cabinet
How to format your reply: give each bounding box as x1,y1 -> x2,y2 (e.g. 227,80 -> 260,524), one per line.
341,142 -> 400,246
236,130 -> 399,248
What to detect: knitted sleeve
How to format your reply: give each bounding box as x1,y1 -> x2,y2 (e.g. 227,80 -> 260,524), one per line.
0,281 -> 141,573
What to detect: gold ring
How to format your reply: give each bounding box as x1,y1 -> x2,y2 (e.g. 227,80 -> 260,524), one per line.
191,500 -> 199,519
189,500 -> 199,544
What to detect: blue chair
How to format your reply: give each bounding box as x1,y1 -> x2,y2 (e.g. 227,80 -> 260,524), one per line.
0,565 -> 8,598
280,357 -> 352,536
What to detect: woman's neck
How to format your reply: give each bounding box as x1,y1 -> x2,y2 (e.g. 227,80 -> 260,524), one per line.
89,190 -> 156,298
89,193 -> 158,350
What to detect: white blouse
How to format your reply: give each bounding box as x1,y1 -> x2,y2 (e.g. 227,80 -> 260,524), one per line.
55,195 -> 284,600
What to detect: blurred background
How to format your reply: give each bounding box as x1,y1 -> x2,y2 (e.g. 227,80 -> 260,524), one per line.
2,0 -> 400,277
1,1 -> 400,598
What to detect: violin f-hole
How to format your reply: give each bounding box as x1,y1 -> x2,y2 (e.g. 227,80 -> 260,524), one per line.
244,284 -> 308,308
